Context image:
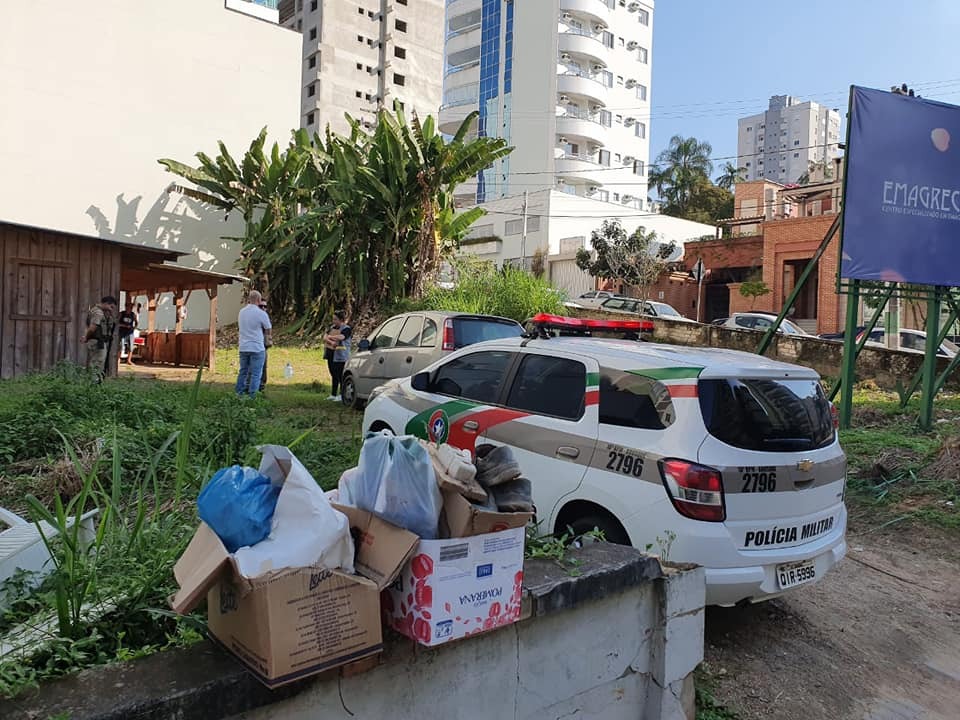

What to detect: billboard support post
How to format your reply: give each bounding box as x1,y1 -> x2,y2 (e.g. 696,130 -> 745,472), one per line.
920,287 -> 942,430
838,280 -> 860,429
829,282 -> 895,404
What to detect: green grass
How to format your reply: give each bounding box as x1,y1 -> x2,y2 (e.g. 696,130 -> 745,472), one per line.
695,666 -> 740,720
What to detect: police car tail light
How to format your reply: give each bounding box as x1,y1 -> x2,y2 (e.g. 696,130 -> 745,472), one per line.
442,318 -> 455,351
830,402 -> 839,429
659,459 -> 726,522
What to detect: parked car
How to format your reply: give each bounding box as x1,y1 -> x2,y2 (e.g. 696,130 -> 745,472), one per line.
363,313 -> 847,606
818,327 -> 866,342
567,290 -> 625,310
720,312 -> 809,336
598,297 -> 695,322
856,328 -> 958,357
341,312 -> 524,408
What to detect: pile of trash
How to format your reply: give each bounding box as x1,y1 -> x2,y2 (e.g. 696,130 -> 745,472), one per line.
171,435 -> 533,688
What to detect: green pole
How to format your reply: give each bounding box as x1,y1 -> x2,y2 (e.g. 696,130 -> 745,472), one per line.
828,284 -> 892,402
898,290 -> 960,407
919,287 -> 941,430
838,280 -> 860,429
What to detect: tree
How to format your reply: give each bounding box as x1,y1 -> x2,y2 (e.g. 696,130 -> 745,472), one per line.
739,279 -> 771,309
159,105 -> 511,328
716,162 -> 747,190
575,220 -> 676,301
658,176 -> 733,224
649,135 -> 714,215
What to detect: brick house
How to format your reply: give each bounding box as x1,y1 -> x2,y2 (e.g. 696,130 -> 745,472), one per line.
667,160 -> 847,333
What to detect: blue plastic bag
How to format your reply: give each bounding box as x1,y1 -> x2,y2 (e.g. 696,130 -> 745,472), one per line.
197,465 -> 280,553
351,431 -> 442,539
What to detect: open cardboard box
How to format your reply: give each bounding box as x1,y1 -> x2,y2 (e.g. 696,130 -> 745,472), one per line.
386,490 -> 533,647
170,506 -> 418,688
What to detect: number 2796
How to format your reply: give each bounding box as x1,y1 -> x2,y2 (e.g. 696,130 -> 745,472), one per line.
742,472 -> 776,492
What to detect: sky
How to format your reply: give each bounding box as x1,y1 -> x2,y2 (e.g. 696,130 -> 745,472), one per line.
650,0 -> 960,176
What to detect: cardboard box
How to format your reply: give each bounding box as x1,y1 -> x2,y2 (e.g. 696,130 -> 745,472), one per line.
440,489 -> 532,538
385,524 -> 527,647
171,510 -> 418,688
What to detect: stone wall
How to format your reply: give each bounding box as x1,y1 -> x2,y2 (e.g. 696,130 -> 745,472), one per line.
2,545 -> 705,720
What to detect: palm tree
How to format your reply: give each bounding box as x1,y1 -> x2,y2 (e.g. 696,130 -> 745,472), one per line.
716,162 -> 747,190
651,135 -> 714,214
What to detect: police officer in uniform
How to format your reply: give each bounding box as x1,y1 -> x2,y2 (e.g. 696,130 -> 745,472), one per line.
85,295 -> 117,381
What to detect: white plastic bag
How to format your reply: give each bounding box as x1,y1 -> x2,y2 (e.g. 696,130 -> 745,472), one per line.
352,431 -> 442,539
233,445 -> 355,578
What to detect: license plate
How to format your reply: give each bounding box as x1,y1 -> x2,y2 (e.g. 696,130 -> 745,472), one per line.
776,559 -> 816,590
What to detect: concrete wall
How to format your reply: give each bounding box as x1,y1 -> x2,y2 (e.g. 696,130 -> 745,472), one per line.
0,0 -> 301,330
2,544 -> 705,720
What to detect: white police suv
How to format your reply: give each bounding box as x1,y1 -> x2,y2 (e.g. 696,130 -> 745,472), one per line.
362,314 -> 847,605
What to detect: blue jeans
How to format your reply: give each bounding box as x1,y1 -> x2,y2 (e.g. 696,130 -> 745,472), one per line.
236,351 -> 266,397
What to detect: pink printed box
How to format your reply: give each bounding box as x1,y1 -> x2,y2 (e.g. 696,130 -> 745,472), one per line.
384,525 -> 526,647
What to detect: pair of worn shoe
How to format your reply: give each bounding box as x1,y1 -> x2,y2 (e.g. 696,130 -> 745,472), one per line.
474,444 -> 534,514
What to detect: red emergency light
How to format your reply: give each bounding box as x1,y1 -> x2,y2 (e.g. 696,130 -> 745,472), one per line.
529,313 -> 654,334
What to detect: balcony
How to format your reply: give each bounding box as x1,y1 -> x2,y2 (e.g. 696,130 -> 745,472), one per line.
556,113 -> 608,146
555,155 -> 608,186
439,102 -> 478,135
559,0 -> 611,26
445,27 -> 480,56
557,30 -> 611,67
557,72 -> 609,106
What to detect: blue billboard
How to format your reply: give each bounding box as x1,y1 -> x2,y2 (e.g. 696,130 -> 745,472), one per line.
842,86 -> 960,286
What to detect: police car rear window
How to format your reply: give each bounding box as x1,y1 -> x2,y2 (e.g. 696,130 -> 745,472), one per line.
452,318 -> 523,348
698,378 -> 834,451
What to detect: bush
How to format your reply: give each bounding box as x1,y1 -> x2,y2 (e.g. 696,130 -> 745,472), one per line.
423,259 -> 567,322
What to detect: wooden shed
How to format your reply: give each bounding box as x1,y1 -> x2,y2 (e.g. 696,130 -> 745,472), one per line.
0,220 -> 241,380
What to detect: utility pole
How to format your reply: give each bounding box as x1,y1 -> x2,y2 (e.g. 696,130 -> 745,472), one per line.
520,191 -> 528,270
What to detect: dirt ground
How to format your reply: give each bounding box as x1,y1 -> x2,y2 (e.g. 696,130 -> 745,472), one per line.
704,524 -> 960,719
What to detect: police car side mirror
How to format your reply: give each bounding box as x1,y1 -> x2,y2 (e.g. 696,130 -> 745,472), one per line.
358,338 -> 371,351
411,371 -> 430,392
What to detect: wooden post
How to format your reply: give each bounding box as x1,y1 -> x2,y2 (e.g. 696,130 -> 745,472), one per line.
147,293 -> 158,333
206,286 -> 218,373
173,289 -> 184,367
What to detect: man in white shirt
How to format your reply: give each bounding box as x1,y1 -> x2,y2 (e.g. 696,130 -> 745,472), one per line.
236,290 -> 272,397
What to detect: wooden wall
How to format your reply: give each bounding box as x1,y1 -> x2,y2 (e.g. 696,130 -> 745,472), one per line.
0,224 -> 122,379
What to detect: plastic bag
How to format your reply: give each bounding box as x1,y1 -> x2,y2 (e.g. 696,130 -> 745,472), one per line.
197,466 -> 280,553
233,445 -> 355,578
351,431 -> 442,539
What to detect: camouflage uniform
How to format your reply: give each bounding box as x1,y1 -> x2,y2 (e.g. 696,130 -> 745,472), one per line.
86,305 -> 115,379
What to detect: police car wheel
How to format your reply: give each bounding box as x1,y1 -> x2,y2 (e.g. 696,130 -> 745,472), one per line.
567,515 -> 630,546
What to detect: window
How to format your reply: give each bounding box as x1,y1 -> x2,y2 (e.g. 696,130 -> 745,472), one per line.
597,189 -> 610,202
506,355 -> 586,420
395,316 -> 424,347
310,0 -> 317,10
430,351 -> 513,403
452,318 -> 523,346
309,26 -> 317,40
601,70 -> 614,87
638,8 -> 649,25
599,149 -> 611,166
633,160 -> 644,175
600,110 -> 612,127
420,318 -> 437,347
308,55 -> 317,69
699,378 -> 834,451
747,126 -> 752,132
397,0 -> 407,4
613,192 -> 620,201
794,139 -> 800,146
306,111 -> 315,125
372,316 -> 405,349
619,37 -> 625,46
358,6 -> 365,13
637,47 -> 648,63
636,84 -> 647,101
614,153 -> 621,163
394,46 -> 406,59
356,90 -> 362,98
504,216 -> 541,235
395,18 -> 407,32
635,121 -> 646,138
793,152 -> 799,158
602,31 -> 614,48
615,114 -> 623,123
357,34 -> 364,42
308,83 -> 316,97
616,75 -> 624,86
599,370 -> 675,429
394,73 -> 405,86
356,62 -> 363,70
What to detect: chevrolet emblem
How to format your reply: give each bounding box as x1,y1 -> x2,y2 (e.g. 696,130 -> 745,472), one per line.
797,459 -> 814,472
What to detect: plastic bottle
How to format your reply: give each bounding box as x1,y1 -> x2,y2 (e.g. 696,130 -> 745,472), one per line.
284,362 -> 294,380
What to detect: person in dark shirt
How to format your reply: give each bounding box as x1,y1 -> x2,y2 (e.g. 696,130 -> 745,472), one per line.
117,301 -> 138,365
323,310 -> 352,401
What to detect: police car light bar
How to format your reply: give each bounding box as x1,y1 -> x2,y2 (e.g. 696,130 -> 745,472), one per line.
530,313 -> 654,333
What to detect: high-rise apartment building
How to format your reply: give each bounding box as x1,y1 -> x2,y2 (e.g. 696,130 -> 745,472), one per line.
279,0 -> 444,136
440,0 -> 654,209
737,95 -> 842,185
